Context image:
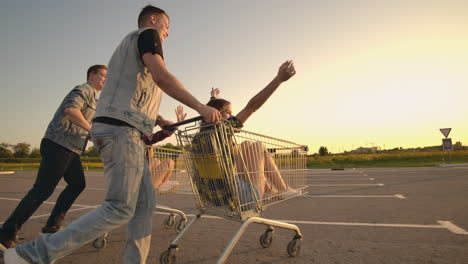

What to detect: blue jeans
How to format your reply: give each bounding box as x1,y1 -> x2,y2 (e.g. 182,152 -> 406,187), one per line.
16,123 -> 156,264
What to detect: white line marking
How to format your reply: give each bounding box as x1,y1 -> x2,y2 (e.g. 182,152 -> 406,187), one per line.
276,219 -> 443,229
308,174 -> 367,177
0,197 -> 97,209
2,197 -> 465,236
303,195 -> 403,198
153,213 -> 468,236
56,186 -> 106,191
25,206 -> 97,221
310,178 -> 375,181
308,183 -> 384,187
438,221 -> 468,235
395,194 -> 406,199
0,171 -> 15,175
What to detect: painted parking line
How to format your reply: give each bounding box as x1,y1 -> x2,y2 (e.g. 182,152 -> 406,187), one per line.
0,197 -> 98,208
2,197 -> 466,236
0,171 -> 15,175
311,178 -> 375,181
0,197 -> 98,224
56,186 -> 106,191
157,212 -> 468,236
24,206 -> 98,222
438,221 -> 468,235
308,174 -> 367,177
308,183 -> 384,186
303,194 -> 406,199
276,219 -> 468,235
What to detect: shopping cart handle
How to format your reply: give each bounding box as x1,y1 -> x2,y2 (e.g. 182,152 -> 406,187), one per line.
163,116 -> 203,132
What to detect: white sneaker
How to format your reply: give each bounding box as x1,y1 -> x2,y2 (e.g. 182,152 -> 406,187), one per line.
4,248 -> 29,264
286,187 -> 302,196
279,187 -> 302,200
157,181 -> 180,194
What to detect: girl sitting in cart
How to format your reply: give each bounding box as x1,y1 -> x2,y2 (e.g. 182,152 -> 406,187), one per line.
194,61 -> 300,205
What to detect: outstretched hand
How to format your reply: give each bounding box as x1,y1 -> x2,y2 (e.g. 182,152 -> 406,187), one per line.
276,60 -> 296,82
210,87 -> 220,98
175,105 -> 187,122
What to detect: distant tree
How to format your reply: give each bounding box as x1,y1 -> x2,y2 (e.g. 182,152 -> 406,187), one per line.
318,146 -> 329,156
29,147 -> 41,158
453,141 -> 463,151
12,143 -> 31,158
0,143 -> 13,158
84,146 -> 99,157
158,143 -> 180,150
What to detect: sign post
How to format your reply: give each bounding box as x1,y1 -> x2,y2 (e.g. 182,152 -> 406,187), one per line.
439,128 -> 452,163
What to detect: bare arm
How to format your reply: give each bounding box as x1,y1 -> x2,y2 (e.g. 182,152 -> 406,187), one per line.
64,107 -> 92,132
142,53 -> 221,123
236,60 -> 296,124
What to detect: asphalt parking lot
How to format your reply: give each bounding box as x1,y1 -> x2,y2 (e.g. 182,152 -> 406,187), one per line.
1,166 -> 467,263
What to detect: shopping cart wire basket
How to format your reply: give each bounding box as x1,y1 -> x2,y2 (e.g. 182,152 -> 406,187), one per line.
160,118 -> 309,263
91,146 -> 192,249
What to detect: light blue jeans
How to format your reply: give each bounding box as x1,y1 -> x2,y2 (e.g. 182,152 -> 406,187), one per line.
16,123 -> 156,264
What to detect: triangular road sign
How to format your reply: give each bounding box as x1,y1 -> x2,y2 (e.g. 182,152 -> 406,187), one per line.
439,128 -> 452,138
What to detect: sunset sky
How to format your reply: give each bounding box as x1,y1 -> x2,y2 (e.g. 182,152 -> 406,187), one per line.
1,0 -> 467,153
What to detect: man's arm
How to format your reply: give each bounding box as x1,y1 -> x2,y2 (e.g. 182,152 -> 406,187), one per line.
236,60 -> 296,124
64,107 -> 92,132
142,53 -> 221,123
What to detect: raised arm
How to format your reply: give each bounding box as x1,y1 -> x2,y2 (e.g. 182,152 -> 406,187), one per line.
210,87 -> 220,100
236,60 -> 296,124
142,53 -> 221,123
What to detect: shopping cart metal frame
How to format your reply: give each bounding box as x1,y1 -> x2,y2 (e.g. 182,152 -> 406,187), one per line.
91,146 -> 191,249
160,118 -> 309,263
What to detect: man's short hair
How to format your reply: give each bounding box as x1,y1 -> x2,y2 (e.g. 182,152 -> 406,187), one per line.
138,5 -> 168,27
86,65 -> 107,80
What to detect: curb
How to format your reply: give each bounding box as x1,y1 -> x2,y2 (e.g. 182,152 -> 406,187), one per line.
437,163 -> 468,168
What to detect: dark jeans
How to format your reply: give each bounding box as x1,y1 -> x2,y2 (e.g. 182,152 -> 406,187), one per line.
1,138 -> 86,238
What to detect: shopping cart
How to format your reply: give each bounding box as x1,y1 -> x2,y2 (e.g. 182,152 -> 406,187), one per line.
160,118 -> 308,264
91,146 -> 192,249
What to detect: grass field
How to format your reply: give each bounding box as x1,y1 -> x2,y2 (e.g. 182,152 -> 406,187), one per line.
307,150 -> 468,169
1,151 -> 468,171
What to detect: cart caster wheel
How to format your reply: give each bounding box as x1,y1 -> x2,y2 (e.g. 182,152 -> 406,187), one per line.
175,219 -> 186,233
259,231 -> 273,248
92,237 -> 107,249
164,215 -> 176,229
160,250 -> 176,264
287,238 -> 301,257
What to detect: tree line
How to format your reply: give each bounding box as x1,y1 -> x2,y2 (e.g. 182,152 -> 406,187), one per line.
0,142 -> 180,158
1,141 -> 465,159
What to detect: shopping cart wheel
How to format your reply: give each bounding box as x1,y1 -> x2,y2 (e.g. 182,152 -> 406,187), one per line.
286,238 -> 301,257
92,237 -> 107,249
160,250 -> 176,264
175,219 -> 186,233
259,231 -> 273,248
164,215 -> 176,229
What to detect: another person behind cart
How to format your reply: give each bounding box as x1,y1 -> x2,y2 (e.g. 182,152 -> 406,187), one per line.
0,65 -> 107,251
145,106 -> 186,194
